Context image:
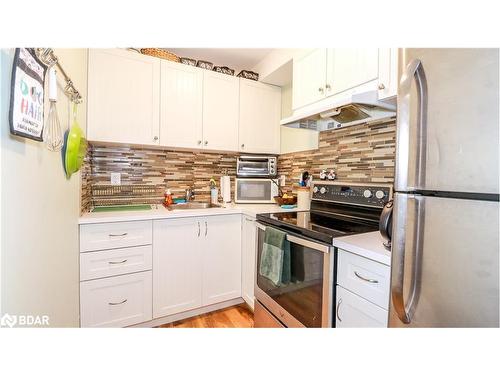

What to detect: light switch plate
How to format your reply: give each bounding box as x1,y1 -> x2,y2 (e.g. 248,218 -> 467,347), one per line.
110,172 -> 121,185
279,175 -> 286,186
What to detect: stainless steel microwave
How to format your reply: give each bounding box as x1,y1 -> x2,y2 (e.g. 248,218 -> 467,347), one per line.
235,178 -> 279,204
237,155 -> 277,178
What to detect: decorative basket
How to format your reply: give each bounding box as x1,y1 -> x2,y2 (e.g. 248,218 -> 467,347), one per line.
213,66 -> 235,75
237,70 -> 259,81
180,57 -> 197,66
196,60 -> 214,70
140,48 -> 180,62
274,195 -> 297,206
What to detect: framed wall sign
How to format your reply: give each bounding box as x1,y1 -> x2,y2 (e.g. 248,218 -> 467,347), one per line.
9,48 -> 47,141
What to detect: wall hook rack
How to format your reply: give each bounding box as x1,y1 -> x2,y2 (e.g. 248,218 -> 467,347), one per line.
35,48 -> 83,104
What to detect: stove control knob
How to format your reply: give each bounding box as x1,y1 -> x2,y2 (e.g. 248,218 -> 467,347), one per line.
363,189 -> 372,198
313,186 -> 319,193
375,190 -> 386,199
320,187 -> 327,194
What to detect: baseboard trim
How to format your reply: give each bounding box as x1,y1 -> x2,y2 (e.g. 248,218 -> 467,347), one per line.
129,297 -> 246,328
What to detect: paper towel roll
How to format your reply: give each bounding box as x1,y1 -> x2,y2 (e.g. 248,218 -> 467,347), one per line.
220,176 -> 231,203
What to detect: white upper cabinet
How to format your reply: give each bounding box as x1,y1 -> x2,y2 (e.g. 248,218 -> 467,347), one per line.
327,48 -> 379,95
87,49 -> 281,153
290,48 -> 381,114
202,71 -> 239,151
377,48 -> 399,100
292,49 -> 328,110
239,79 -> 281,154
160,60 -> 203,149
87,49 -> 160,145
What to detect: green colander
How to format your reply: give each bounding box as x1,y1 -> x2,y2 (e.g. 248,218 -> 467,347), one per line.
64,103 -> 87,178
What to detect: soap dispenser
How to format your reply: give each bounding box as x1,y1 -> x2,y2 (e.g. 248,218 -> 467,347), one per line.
164,188 -> 173,207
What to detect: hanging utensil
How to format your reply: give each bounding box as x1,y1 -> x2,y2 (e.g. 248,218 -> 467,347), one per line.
64,102 -> 87,178
44,67 -> 63,151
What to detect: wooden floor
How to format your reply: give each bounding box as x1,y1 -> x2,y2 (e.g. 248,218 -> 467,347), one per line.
157,304 -> 254,328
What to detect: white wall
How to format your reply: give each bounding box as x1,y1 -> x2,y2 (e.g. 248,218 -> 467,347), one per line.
0,48 -> 87,327
280,83 -> 319,154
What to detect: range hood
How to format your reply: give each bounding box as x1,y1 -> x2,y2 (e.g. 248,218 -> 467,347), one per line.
280,90 -> 396,131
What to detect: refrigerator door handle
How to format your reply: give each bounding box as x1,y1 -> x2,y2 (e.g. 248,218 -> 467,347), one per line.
395,58 -> 428,191
391,194 -> 425,324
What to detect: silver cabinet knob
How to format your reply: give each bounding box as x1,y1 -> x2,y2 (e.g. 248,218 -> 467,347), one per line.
318,87 -> 324,93
153,136 -> 158,141
325,84 -> 331,91
378,83 -> 386,90
198,140 -> 202,145
241,144 -> 245,148
204,140 -> 208,146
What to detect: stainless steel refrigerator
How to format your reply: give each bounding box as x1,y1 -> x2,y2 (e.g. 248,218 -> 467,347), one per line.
390,49 -> 499,327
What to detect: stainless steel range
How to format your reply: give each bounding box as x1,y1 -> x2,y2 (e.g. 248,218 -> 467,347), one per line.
255,181 -> 392,328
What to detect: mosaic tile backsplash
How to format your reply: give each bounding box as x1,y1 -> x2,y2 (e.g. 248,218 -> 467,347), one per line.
81,118 -> 396,212
81,146 -> 238,212
278,118 -> 396,194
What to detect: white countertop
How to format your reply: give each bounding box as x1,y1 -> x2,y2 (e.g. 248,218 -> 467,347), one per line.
78,203 -> 302,225
333,231 -> 392,266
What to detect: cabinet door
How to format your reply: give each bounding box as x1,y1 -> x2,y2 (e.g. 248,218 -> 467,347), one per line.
87,49 -> 160,145
153,218 -> 202,318
241,216 -> 257,310
327,48 -> 379,95
160,60 -> 203,149
378,48 -> 398,100
336,286 -> 388,328
292,49 -> 327,109
202,215 -> 242,306
239,79 -> 281,154
202,71 -> 239,151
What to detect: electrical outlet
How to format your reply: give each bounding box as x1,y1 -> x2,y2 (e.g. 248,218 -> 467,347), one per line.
279,175 -> 286,186
110,172 -> 121,185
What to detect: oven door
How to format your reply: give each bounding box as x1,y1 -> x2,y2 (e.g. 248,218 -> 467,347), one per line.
254,222 -> 334,328
235,178 -> 278,203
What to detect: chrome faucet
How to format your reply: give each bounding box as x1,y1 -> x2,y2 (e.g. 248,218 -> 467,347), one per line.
185,187 -> 195,201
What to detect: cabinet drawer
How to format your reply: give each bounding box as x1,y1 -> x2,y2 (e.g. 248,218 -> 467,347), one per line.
80,245 -> 152,281
80,220 -> 152,252
337,249 -> 390,309
336,286 -> 388,328
80,271 -> 152,327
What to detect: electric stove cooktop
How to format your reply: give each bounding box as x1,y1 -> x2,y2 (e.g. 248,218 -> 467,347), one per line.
256,182 -> 393,245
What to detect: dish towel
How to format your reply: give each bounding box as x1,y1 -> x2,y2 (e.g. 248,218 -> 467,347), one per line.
259,227 -> 291,286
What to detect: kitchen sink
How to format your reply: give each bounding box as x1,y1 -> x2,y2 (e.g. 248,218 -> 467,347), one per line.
167,202 -> 221,210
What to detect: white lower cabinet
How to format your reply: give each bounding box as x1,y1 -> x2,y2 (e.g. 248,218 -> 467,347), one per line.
80,245 -> 152,281
336,286 -> 388,328
153,215 -> 242,319
202,215 -> 242,305
337,249 -> 390,309
80,271 -> 152,328
335,249 -> 391,327
153,217 -> 203,318
241,215 -> 257,309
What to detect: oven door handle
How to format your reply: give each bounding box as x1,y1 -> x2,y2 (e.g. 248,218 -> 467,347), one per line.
255,222 -> 330,254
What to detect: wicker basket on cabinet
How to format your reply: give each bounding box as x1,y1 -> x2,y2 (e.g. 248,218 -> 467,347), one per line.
140,48 -> 180,62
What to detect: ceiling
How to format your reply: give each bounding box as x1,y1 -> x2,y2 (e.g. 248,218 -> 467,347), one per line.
166,48 -> 275,74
